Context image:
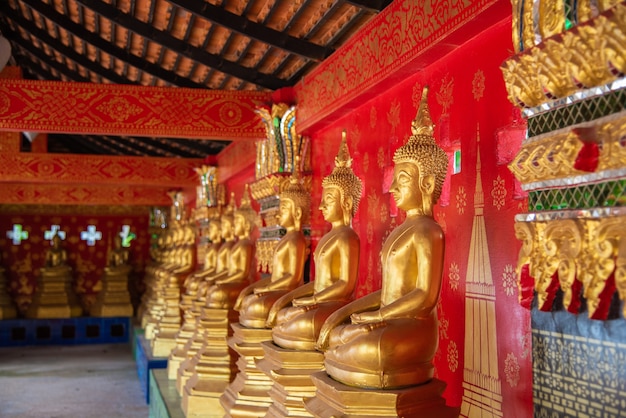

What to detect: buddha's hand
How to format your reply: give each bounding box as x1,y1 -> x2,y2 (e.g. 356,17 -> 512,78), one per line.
350,310 -> 383,325
292,296 -> 316,307
316,323 -> 333,351
253,286 -> 268,295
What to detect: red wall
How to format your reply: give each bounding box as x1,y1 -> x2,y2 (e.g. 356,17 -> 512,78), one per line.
0,208 -> 150,315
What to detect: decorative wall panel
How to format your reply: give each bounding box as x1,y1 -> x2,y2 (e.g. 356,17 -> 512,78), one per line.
0,79 -> 270,139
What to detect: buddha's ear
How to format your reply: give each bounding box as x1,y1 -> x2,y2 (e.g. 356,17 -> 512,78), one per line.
294,206 -> 303,221
420,174 -> 435,195
343,195 -> 353,213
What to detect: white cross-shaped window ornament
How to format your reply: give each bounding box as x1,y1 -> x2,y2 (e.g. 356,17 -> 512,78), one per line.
80,225 -> 102,246
6,224 -> 28,245
119,225 -> 136,248
44,225 -> 66,240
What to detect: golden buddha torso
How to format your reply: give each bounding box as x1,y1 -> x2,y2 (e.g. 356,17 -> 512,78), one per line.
271,225 -> 359,350
238,230 -> 307,328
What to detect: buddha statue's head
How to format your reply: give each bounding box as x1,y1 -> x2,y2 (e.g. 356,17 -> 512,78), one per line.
113,235 -> 122,249
320,131 -> 363,226
234,185 -> 259,238
278,162 -> 310,231
51,233 -> 62,248
221,192 -> 236,240
391,86 -> 448,217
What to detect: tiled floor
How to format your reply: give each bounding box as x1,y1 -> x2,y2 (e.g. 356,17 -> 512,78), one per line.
0,343 -> 148,418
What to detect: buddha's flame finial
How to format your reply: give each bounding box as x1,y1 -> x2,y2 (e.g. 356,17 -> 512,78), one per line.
240,184 -> 252,209
410,86 -> 435,139
335,130 -> 353,169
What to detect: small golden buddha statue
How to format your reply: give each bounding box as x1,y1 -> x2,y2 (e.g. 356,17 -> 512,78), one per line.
270,133 -> 362,350
317,87 -> 448,389
205,187 -> 259,309
108,235 -> 130,268
45,234 -> 69,269
91,235 -> 133,317
236,170 -> 310,328
27,233 -> 81,318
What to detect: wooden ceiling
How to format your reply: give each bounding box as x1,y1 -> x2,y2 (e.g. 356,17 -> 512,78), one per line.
0,0 -> 391,158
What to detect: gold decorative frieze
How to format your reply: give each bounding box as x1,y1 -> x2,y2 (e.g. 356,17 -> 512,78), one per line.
515,212 -> 626,319
509,111 -> 626,189
503,3 -> 626,108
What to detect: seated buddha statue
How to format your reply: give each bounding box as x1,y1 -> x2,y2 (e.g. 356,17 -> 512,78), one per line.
108,235 -> 130,269
44,234 -> 69,271
236,170 -> 310,329
270,133 -> 362,350
183,217 -> 222,299
317,87 -> 448,389
173,221 -> 195,274
205,187 -> 259,309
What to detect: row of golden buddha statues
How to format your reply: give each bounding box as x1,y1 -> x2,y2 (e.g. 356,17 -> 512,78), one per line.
138,87 -> 458,417
0,231 -> 134,319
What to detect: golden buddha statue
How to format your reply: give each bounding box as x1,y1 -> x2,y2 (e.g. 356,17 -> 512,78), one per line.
108,235 -> 130,268
205,186 -> 259,309
317,87 -> 448,390
236,170 -> 310,328
270,132 -> 362,350
220,170 -> 310,417
183,217 -> 221,298
91,235 -> 133,317
27,233 -> 81,318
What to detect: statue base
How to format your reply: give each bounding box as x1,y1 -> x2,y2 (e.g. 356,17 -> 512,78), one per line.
167,322 -> 196,380
151,322 -> 181,358
305,372 -> 460,418
26,268 -> 81,319
257,341 -> 324,418
220,323 -> 274,417
90,266 -> 133,317
181,308 -> 239,417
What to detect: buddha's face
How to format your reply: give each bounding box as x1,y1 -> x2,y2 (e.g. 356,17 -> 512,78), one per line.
278,199 -> 295,229
208,222 -> 220,242
319,186 -> 343,224
390,162 -> 423,212
233,214 -> 246,236
221,218 -> 233,238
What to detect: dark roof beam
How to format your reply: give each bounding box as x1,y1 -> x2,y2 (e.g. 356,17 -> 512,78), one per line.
343,0 -> 392,13
70,0 -> 287,89
4,14 -> 131,84
12,1 -> 208,88
9,32 -> 108,83
169,0 -> 333,61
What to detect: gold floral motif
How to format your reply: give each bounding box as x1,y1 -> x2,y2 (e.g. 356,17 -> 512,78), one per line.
448,262 -> 460,291
472,70 -> 485,101
503,2 -> 626,109
504,352 -> 520,387
447,341 -> 459,373
515,215 -> 626,318
509,112 -> 626,187
491,175 -> 507,210
502,264 -> 517,296
538,0 -> 566,41
387,99 -> 401,132
455,186 -> 467,215
500,55 -> 546,108
436,75 -> 454,113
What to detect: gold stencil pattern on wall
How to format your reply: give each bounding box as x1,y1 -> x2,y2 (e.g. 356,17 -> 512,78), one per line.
473,70 -> 486,101
460,131 -> 503,418
491,175 -> 507,210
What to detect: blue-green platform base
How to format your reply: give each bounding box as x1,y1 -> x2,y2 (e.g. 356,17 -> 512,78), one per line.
149,369 -> 185,418
134,328 -> 167,403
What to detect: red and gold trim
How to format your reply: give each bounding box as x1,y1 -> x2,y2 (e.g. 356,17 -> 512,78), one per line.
0,79 -> 271,140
